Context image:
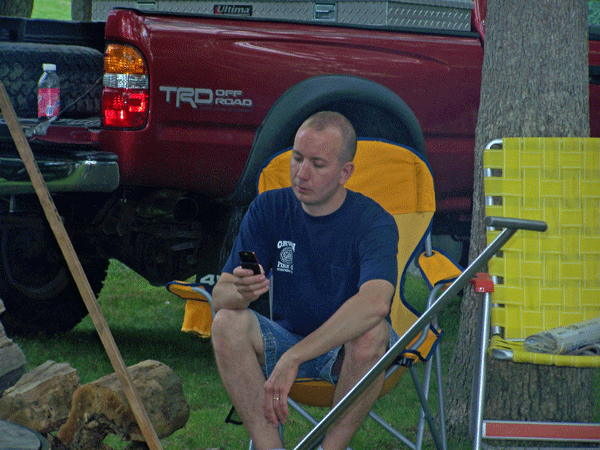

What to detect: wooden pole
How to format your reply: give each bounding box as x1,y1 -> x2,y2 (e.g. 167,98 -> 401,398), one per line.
0,81 -> 164,450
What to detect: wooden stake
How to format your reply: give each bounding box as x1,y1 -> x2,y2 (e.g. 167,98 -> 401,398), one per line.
0,82 -> 164,450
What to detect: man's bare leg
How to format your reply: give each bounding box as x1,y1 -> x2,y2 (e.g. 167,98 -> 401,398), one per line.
320,321 -> 389,450
211,308 -> 283,450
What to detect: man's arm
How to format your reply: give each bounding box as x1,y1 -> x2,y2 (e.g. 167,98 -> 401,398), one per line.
262,278 -> 394,425
212,268 -> 270,313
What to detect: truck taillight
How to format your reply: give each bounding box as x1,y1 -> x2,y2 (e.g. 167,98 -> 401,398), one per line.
102,44 -> 149,128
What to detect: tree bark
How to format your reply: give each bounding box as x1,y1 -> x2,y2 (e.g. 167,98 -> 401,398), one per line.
445,0 -> 592,442
0,0 -> 33,17
71,0 -> 93,21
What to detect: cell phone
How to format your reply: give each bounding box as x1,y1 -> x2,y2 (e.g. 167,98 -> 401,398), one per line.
238,250 -> 261,275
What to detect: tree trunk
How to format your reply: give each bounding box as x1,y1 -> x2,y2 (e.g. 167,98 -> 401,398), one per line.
0,0 -> 33,17
445,0 -> 592,442
71,0 -> 93,21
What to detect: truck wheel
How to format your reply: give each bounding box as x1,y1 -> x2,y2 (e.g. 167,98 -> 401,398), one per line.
0,227 -> 109,335
0,42 -> 103,119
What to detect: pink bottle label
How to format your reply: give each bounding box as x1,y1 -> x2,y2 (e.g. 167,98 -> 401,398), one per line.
38,88 -> 60,118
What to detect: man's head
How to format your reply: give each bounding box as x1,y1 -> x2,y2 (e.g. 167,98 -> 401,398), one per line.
290,111 -> 357,216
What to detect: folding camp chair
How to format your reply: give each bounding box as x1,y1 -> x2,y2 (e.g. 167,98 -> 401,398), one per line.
166,281 -> 214,338
472,137 -> 600,449
251,137 -> 455,450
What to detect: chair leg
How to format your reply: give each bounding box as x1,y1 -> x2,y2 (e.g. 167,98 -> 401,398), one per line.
279,423 -> 284,446
415,357 -> 433,450
288,397 -> 319,426
409,365 -> 445,450
287,397 -> 352,450
368,410 -> 416,449
434,345 -> 448,450
472,292 -> 492,450
417,346 -> 447,450
247,423 -> 284,449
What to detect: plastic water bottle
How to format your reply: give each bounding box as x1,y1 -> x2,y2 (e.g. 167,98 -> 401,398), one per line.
37,63 -> 60,121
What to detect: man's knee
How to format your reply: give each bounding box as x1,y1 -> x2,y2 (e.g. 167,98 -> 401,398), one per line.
212,309 -> 253,346
344,321 -> 389,366
211,309 -> 263,357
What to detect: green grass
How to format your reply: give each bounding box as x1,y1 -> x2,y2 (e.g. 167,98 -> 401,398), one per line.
31,0 -> 71,20
13,260 -> 464,450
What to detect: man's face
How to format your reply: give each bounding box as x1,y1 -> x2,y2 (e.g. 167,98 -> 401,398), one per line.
290,125 -> 353,216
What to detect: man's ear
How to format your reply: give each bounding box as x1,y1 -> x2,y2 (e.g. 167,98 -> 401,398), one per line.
340,161 -> 354,185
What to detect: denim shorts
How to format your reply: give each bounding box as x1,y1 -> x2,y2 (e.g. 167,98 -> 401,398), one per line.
252,311 -> 400,385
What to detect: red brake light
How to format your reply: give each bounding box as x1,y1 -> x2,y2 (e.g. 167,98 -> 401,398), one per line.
102,44 -> 149,128
102,88 -> 148,128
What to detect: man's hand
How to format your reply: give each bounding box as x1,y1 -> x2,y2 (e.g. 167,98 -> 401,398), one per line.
232,265 -> 270,303
262,353 -> 299,426
212,267 -> 270,312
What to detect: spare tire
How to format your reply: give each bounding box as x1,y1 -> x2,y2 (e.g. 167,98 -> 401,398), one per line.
0,42 -> 103,119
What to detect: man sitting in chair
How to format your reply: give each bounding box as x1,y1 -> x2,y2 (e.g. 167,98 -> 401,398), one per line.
211,111 -> 400,450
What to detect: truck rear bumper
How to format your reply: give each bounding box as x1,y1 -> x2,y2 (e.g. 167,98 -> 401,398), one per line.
0,151 -> 119,195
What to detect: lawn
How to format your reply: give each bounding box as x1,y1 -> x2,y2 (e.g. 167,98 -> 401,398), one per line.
31,0 -> 71,20
13,259 -> 462,450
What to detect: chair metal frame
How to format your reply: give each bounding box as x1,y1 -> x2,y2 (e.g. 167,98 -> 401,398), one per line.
293,216 -> 546,450
248,257 -> 448,450
472,137 -> 600,450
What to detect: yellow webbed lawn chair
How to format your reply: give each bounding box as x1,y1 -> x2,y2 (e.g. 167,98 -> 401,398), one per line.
256,138 -> 448,450
473,137 -> 600,449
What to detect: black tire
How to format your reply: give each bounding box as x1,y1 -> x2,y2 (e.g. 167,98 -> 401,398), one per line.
0,226 -> 109,335
0,0 -> 33,17
0,42 -> 103,119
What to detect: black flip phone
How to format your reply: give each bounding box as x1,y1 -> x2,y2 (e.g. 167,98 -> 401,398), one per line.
239,250 -> 261,275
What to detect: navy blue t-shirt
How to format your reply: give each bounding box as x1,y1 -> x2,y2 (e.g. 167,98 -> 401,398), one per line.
223,188 -> 398,336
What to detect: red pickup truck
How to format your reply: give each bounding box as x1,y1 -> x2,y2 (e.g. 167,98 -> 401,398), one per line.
1,0 -> 599,334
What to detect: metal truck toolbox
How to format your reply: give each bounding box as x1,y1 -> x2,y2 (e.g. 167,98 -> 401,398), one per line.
92,0 -> 474,31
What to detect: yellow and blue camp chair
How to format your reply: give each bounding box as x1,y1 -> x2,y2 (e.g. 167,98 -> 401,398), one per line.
166,281 -> 213,338
255,138 -> 447,450
472,137 -> 600,449
169,138 -> 453,449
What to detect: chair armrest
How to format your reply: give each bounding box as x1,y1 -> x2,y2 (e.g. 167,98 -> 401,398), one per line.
485,216 -> 548,232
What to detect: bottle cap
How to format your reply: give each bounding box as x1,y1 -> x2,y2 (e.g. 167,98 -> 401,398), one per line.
42,63 -> 57,71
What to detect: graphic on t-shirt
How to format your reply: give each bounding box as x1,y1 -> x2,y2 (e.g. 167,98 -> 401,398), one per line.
276,240 -> 295,274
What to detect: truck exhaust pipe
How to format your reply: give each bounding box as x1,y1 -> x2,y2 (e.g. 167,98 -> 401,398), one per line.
173,197 -> 199,222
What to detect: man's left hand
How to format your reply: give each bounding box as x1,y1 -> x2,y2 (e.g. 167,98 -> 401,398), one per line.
263,353 -> 299,426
